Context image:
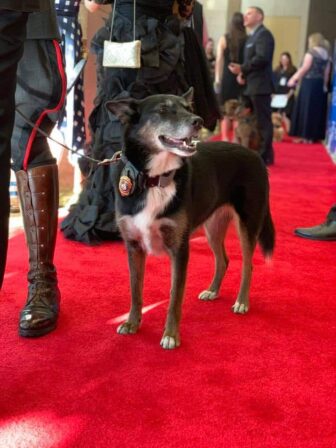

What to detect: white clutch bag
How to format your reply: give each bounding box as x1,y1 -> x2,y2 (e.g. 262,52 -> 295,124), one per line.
103,40 -> 141,68
103,0 -> 141,69
271,94 -> 288,109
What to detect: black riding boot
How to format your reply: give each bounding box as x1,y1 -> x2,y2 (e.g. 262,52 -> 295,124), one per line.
16,164 -> 60,337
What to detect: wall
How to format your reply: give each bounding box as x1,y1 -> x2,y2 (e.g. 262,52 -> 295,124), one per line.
307,0 -> 336,47
200,0 -> 231,45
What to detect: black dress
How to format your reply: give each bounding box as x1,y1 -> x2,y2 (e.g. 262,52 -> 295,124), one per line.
272,66 -> 297,118
219,34 -> 246,105
290,49 -> 329,141
61,0 -> 220,244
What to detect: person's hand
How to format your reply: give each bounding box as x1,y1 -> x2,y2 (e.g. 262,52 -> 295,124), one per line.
287,77 -> 297,88
237,73 -> 245,85
84,0 -> 100,13
228,63 -> 241,75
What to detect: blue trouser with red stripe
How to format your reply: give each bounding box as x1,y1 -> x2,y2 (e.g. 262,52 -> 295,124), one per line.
11,38 -> 66,172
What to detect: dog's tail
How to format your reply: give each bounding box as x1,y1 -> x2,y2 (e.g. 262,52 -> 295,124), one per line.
258,206 -> 275,258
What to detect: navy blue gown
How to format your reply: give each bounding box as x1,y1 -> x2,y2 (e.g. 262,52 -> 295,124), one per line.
290,49 -> 329,141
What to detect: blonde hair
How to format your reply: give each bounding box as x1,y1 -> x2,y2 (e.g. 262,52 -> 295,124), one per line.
323,38 -> 331,55
308,33 -> 326,50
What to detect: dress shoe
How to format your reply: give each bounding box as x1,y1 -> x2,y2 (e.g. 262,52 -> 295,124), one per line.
294,220 -> 336,241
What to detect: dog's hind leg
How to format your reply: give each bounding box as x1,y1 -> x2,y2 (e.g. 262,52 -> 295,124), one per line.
161,240 -> 189,349
117,243 -> 146,335
199,207 -> 232,301
232,224 -> 256,314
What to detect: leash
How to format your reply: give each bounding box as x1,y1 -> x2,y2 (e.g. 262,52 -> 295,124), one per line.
15,56 -> 121,168
15,108 -> 122,167
16,107 -> 189,198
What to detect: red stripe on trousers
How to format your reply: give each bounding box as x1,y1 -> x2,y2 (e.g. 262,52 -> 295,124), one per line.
23,39 -> 67,170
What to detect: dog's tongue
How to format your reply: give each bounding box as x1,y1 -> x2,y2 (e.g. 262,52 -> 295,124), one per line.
166,136 -> 187,146
160,135 -> 197,154
164,136 -> 194,148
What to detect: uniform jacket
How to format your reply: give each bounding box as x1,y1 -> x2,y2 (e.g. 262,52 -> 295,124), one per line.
0,1 -> 49,11
241,24 -> 275,95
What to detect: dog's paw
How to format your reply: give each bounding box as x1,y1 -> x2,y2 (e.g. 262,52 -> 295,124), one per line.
198,290 -> 218,301
231,300 -> 249,314
160,335 -> 180,350
117,321 -> 139,335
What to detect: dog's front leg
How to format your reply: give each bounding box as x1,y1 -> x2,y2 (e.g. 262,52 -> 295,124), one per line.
117,243 -> 146,335
161,241 -> 189,349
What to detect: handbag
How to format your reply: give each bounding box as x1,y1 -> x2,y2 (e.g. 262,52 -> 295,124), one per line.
103,0 -> 141,68
271,94 -> 288,109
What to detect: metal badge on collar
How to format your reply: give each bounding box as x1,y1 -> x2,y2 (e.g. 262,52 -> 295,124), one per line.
119,175 -> 134,197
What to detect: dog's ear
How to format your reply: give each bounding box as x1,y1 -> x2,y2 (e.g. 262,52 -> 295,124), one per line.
182,87 -> 194,106
105,98 -> 140,125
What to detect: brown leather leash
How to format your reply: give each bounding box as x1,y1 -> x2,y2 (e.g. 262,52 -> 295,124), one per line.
15,107 -> 122,167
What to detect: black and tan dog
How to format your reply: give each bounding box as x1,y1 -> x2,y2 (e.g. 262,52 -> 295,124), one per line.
234,97 -> 262,151
107,89 -> 275,349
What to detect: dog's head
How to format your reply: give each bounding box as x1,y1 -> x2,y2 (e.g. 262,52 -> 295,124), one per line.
234,96 -> 254,119
106,88 -> 203,158
224,99 -> 239,118
272,112 -> 282,128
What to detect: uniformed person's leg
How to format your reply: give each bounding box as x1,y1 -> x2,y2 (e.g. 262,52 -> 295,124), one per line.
0,11 -> 28,289
13,39 -> 66,337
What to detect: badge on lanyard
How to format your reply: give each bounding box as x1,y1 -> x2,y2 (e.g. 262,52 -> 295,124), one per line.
279,76 -> 287,86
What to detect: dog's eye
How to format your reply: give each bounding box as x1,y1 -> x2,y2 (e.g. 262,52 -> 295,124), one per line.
159,105 -> 169,114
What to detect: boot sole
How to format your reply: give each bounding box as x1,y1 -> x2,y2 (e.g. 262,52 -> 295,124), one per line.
19,322 -> 57,338
294,231 -> 336,241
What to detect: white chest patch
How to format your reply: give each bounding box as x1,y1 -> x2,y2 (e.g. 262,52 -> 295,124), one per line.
118,183 -> 177,255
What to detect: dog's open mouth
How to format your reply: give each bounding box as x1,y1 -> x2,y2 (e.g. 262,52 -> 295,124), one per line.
159,135 -> 197,155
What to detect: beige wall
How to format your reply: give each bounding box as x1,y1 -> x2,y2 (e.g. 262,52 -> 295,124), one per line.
200,0 -> 231,45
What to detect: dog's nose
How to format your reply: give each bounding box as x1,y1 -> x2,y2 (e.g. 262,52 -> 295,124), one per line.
192,116 -> 203,130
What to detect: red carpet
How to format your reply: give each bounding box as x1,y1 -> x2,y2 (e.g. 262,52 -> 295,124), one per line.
1,142 -> 336,448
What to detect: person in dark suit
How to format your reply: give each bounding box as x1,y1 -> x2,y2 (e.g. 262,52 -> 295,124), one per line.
0,1 -> 66,337
229,6 -> 275,165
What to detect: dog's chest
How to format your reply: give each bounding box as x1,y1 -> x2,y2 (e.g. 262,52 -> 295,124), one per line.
118,183 -> 177,255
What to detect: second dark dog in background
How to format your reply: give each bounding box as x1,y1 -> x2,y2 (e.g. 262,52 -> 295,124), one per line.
224,97 -> 262,152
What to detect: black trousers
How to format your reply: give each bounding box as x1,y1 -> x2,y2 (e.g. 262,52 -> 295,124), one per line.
327,205 -> 336,221
250,94 -> 274,164
0,11 -> 28,288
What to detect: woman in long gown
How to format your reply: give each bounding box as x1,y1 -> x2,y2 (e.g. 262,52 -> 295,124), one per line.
214,12 -> 246,141
288,33 -> 331,143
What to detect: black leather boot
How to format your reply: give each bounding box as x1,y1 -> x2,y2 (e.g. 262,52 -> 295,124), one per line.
16,164 -> 60,337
